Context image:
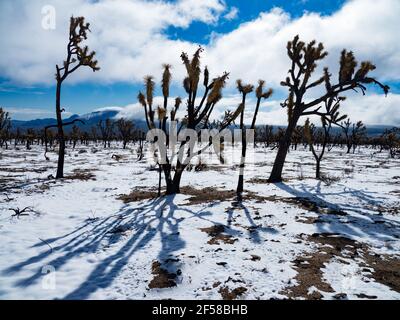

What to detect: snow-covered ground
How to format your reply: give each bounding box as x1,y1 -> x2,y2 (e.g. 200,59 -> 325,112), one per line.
0,142 -> 399,300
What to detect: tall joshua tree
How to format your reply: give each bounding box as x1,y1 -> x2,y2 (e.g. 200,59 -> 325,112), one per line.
51,16 -> 100,178
138,47 -> 243,195
268,35 -> 389,183
236,80 -> 273,198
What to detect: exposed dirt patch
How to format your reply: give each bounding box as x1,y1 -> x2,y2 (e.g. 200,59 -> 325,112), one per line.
248,177 -> 270,184
249,195 -> 348,216
285,198 -> 347,215
201,281 -> 222,291
181,186 -> 236,205
148,261 -> 177,289
0,167 -> 49,173
282,233 -> 361,299
65,169 -> 97,181
117,187 -> 159,203
199,224 -> 238,245
295,215 -> 321,224
366,204 -> 400,215
283,233 -> 400,299
219,286 -> 247,300
363,253 -> 400,293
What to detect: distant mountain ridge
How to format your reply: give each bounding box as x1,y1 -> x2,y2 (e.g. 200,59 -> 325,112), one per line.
10,110 -> 395,136
11,110 -> 147,132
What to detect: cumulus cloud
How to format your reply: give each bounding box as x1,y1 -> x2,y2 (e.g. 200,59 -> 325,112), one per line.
1,0 -> 399,86
0,0 -> 225,84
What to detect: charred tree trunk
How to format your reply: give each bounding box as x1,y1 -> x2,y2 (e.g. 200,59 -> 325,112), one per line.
346,142 -> 352,154
268,112 -> 300,183
165,167 -> 184,195
56,81 -> 65,179
315,159 -> 321,179
236,128 -> 246,196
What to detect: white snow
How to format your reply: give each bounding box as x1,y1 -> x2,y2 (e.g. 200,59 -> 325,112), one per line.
0,143 -> 399,300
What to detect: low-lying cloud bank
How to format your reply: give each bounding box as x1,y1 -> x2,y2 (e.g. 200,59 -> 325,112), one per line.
97,92 -> 400,127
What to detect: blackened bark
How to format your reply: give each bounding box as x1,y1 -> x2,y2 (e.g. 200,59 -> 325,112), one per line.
55,81 -> 65,179
268,112 -> 300,183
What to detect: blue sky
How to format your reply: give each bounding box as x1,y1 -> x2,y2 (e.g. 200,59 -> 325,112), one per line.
166,0 -> 347,44
0,0 -> 399,125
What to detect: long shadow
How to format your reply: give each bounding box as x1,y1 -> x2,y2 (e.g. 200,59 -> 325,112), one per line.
3,194 -> 239,299
274,182 -> 399,243
225,200 -> 278,244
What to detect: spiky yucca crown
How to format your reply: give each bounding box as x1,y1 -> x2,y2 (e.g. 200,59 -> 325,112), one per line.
144,76 -> 155,107
157,106 -> 167,120
207,72 -> 229,105
162,64 -> 172,98
181,46 -> 203,93
304,118 -> 315,143
236,79 -> 254,95
281,35 -> 389,99
256,80 -> 273,99
69,16 -> 100,72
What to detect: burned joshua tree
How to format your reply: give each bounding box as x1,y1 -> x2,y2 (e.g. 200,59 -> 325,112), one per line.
70,125 -> 81,149
47,16 -> 100,179
0,107 -> 11,149
138,47 -> 243,195
304,97 -> 347,179
97,119 -> 114,148
340,118 -> 367,153
379,127 -> 400,158
268,35 -> 389,182
116,118 -> 134,149
235,80 -> 273,199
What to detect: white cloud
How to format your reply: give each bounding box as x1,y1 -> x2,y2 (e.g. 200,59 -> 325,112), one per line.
0,0 -> 225,84
224,7 -> 239,21
205,0 -> 400,89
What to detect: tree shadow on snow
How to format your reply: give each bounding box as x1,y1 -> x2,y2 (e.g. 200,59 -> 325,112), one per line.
2,194 -> 252,299
275,182 -> 399,243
